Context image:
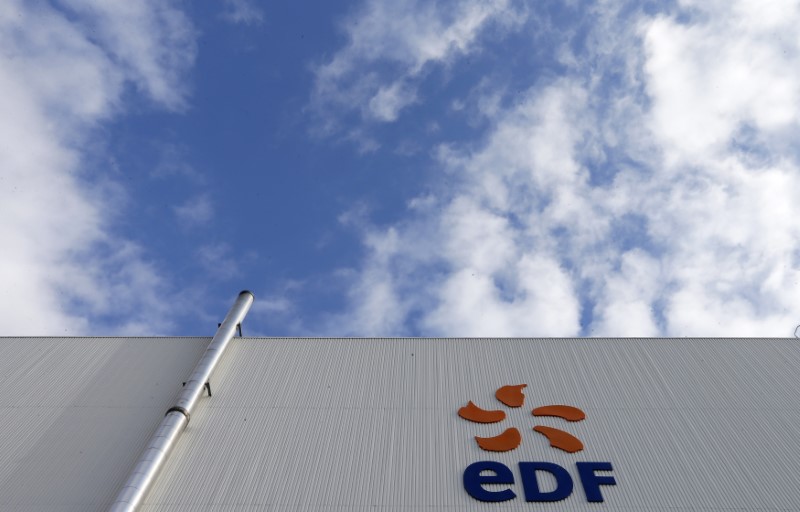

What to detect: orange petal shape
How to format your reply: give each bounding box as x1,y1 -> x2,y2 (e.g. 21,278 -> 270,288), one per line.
458,401 -> 506,423
532,405 -> 586,422
533,425 -> 584,453
476,427 -> 522,452
495,384 -> 527,407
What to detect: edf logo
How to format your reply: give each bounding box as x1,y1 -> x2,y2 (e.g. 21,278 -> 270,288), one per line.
459,384 -> 617,503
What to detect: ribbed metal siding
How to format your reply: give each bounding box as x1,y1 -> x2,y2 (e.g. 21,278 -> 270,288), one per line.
141,338 -> 800,511
0,337 -> 210,511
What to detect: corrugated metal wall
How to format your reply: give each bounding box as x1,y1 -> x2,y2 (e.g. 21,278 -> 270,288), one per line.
141,338 -> 800,511
2,337 -> 799,511
0,337 -> 209,511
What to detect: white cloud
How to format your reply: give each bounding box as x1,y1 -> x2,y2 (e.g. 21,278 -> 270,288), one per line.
335,0 -> 800,337
251,297 -> 292,314
59,0 -> 196,110
221,0 -> 264,26
367,80 -> 417,122
310,0 -> 526,132
590,250 -> 662,337
327,227 -> 409,336
630,0 -> 800,335
643,0 -> 800,162
423,256 -> 581,337
174,195 -> 214,227
331,83 -> 589,337
0,0 -> 196,335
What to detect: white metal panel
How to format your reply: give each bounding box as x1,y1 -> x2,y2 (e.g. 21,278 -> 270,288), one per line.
2,337 -> 798,511
0,337 -> 210,511
142,338 -> 800,511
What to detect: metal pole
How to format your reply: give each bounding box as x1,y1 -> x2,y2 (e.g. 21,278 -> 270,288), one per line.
108,290 -> 254,511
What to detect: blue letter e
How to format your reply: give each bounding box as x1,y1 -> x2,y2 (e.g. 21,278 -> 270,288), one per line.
463,461 -> 516,502
519,462 -> 573,502
577,462 -> 617,502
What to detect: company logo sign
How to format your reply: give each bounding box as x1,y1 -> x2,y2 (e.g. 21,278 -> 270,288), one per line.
458,384 -> 616,503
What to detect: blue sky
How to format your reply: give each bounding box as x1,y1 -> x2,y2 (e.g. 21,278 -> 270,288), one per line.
3,0 -> 800,337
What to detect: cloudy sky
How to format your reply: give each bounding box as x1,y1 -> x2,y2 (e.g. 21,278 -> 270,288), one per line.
3,0 -> 800,337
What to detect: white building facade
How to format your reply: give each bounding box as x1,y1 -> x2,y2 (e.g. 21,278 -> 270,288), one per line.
1,295 -> 798,510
